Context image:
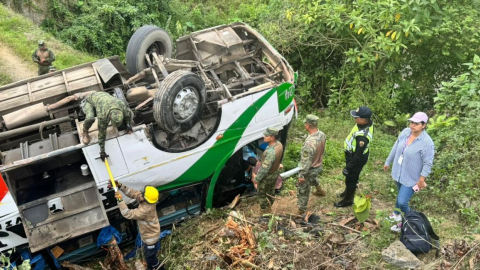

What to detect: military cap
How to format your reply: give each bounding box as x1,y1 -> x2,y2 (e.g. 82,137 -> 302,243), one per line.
350,106 -> 372,118
263,127 -> 279,136
38,40 -> 45,46
304,114 -> 319,126
110,110 -> 124,127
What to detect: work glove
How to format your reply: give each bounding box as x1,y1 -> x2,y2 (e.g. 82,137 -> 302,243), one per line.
342,168 -> 349,176
107,180 -> 122,189
100,151 -> 109,162
125,124 -> 133,134
114,191 -> 123,202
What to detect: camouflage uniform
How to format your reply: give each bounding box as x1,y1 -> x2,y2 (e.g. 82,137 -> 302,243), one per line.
31,40 -> 55,76
256,127 -> 283,210
82,92 -> 132,152
297,115 -> 326,212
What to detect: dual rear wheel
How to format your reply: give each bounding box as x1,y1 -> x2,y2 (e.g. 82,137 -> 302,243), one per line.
126,26 -> 206,133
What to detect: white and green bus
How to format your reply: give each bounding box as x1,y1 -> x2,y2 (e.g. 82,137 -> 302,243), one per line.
0,23 -> 296,263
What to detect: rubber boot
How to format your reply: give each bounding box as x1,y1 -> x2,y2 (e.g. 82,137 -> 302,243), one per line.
82,129 -> 91,145
337,189 -> 346,198
334,186 -> 356,207
312,185 -> 326,197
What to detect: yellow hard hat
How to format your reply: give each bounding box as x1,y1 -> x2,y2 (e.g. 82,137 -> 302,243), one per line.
144,186 -> 159,204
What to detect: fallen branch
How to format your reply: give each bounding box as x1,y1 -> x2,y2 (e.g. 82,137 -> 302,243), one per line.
103,237 -> 128,270
157,255 -> 169,270
228,194 -> 241,209
241,260 -> 261,269
228,214 -> 256,226
99,262 -> 107,270
200,225 -> 221,238
61,262 -> 93,270
452,242 -> 480,269
329,223 -> 361,234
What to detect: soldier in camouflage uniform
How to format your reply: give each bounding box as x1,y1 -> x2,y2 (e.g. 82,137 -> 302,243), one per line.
31,40 -> 55,76
253,127 -> 283,212
81,92 -> 133,161
297,115 -> 327,214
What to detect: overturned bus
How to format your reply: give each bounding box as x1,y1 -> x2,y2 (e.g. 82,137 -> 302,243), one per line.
0,22 -> 296,262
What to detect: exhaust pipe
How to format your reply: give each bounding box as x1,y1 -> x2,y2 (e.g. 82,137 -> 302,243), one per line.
0,116 -> 71,141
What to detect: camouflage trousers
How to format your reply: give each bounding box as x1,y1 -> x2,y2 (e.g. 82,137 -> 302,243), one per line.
297,166 -> 322,211
38,65 -> 50,76
257,172 -> 279,209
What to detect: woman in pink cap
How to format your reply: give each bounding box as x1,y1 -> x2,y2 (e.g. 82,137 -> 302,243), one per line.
383,112 -> 435,232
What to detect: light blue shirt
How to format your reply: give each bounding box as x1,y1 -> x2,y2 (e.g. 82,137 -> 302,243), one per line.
385,128 -> 435,187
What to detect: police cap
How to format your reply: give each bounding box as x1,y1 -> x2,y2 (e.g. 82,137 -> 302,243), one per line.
350,106 -> 372,118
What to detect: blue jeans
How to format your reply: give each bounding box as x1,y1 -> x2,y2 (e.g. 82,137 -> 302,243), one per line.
394,181 -> 415,215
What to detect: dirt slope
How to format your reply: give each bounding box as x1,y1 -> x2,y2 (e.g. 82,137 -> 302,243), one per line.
0,42 -> 37,82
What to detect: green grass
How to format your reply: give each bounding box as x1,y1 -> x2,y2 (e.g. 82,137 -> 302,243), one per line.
284,112 -> 472,268
0,4 -> 97,70
0,70 -> 11,85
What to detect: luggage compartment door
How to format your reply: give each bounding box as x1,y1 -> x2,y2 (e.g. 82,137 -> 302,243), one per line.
17,182 -> 109,252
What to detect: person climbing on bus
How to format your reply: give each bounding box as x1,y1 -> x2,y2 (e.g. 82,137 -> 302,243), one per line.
81,92 -> 133,161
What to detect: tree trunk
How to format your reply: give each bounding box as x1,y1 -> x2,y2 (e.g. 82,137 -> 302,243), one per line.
103,236 -> 128,270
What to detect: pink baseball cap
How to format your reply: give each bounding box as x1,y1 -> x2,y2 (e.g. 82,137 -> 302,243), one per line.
408,112 -> 428,123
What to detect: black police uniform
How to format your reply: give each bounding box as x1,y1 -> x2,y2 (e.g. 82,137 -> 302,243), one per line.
335,106 -> 373,207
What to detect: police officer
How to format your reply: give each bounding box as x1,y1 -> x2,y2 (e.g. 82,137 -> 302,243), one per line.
110,182 -> 163,270
252,127 -> 283,212
81,92 -> 133,161
334,106 -> 374,207
31,40 -> 55,76
297,114 -> 327,214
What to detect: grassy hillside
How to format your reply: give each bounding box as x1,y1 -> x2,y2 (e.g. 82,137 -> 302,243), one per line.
0,4 -> 97,84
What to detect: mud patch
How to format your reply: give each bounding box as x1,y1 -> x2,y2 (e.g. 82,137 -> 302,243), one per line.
0,42 -> 37,82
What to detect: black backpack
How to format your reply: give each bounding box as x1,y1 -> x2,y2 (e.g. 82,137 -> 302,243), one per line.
400,211 -> 440,255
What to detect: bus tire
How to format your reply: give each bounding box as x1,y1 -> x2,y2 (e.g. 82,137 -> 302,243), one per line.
153,70 -> 206,133
126,25 -> 173,75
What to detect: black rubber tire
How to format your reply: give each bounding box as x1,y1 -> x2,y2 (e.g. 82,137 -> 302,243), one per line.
153,70 -> 206,133
126,25 -> 173,75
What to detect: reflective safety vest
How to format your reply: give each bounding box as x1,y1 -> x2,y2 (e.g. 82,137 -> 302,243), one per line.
344,124 -> 374,154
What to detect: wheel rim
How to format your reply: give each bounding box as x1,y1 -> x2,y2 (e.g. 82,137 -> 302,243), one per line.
147,41 -> 165,55
173,87 -> 199,122
146,41 -> 166,67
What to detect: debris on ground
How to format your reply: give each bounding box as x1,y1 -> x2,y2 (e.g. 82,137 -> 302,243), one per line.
80,194 -> 476,269
134,260 -> 146,270
61,261 -> 93,270
100,237 -> 128,270
160,195 -> 379,269
441,240 -> 480,269
382,240 -> 424,269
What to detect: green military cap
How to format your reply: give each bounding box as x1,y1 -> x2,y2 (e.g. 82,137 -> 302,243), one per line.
263,127 -> 279,136
38,40 -> 45,46
304,114 -> 319,126
109,110 -> 124,127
